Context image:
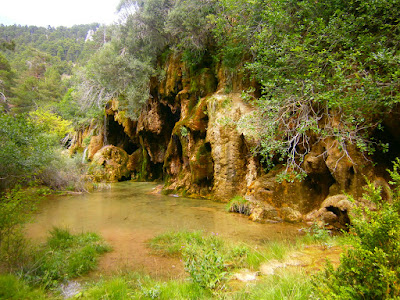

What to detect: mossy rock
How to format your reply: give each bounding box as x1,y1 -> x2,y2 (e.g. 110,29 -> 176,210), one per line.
88,145 -> 131,182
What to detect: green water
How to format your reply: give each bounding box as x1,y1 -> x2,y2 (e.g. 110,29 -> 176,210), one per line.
27,182 -> 301,276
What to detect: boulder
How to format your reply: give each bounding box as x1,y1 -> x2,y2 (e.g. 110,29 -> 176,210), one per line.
281,207 -> 302,223
88,145 -> 131,182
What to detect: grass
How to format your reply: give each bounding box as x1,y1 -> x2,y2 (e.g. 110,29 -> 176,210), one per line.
226,196 -> 251,216
149,230 -> 297,271
0,273 -> 48,300
24,227 -> 111,289
231,271 -> 313,300
79,273 -> 212,300
149,230 -> 205,257
0,226 -> 344,299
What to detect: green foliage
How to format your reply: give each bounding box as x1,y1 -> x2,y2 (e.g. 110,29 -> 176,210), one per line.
0,113 -> 55,188
182,237 -> 228,291
0,24 -> 99,63
25,227 -> 111,288
0,108 -> 83,191
304,223 -> 332,243
214,0 -> 400,173
149,230 -> 204,257
180,125 -> 189,138
0,52 -> 15,107
312,159 -> 400,299
0,274 -> 47,300
0,186 -> 40,270
80,273 -> 211,300
29,108 -> 73,141
233,271 -> 312,300
226,195 -> 251,216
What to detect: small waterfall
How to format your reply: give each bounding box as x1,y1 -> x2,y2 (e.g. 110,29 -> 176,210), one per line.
82,147 -> 88,164
103,114 -> 108,146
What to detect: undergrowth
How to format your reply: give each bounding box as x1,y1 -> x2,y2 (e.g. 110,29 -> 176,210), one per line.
0,226 -> 345,299
312,159 -> 400,298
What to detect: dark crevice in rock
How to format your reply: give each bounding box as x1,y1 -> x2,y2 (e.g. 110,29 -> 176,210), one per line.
106,115 -> 138,155
372,123 -> 400,180
325,205 -> 351,231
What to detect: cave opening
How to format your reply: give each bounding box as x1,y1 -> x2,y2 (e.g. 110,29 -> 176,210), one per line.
105,115 -> 138,155
326,205 -> 351,231
371,123 -> 400,179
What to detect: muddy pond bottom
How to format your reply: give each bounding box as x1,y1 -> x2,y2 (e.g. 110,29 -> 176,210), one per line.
26,182 -> 302,279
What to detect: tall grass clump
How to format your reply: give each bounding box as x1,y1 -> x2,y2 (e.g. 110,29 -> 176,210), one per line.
226,196 -> 251,216
0,274 -> 48,300
24,227 -> 111,289
149,230 -> 204,257
150,230 -> 228,292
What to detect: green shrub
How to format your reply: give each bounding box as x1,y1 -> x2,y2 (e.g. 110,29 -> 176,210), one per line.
182,239 -> 228,291
312,159 -> 400,298
0,186 -> 40,271
150,231 -> 229,291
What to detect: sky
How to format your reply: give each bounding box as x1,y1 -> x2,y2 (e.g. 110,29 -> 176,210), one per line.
0,0 -> 122,27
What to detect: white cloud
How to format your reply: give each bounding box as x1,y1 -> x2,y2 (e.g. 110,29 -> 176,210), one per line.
0,0 -> 121,27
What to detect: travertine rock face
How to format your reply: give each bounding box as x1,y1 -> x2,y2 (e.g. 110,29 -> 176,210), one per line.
205,94 -> 253,200
71,53 -> 391,226
88,135 -> 103,160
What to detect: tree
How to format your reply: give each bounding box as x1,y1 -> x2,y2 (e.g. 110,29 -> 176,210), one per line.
0,113 -> 56,189
0,53 -> 15,110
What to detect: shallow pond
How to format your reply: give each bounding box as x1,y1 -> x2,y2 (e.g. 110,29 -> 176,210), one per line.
27,182 -> 302,278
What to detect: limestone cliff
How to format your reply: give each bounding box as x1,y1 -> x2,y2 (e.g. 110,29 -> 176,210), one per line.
73,53 -> 394,226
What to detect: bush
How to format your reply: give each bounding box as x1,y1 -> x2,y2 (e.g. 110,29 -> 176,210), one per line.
0,186 -> 40,271
0,114 -> 56,190
35,149 -> 86,191
312,159 -> 400,298
182,238 -> 228,291
150,231 -> 229,290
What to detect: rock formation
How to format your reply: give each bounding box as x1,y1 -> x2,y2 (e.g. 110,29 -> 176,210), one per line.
71,53 -> 394,227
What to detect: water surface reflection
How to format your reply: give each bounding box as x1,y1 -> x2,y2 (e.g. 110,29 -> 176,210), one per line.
27,182 -> 302,277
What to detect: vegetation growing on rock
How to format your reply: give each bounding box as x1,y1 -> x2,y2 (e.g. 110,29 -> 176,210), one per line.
1,0 -> 400,298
